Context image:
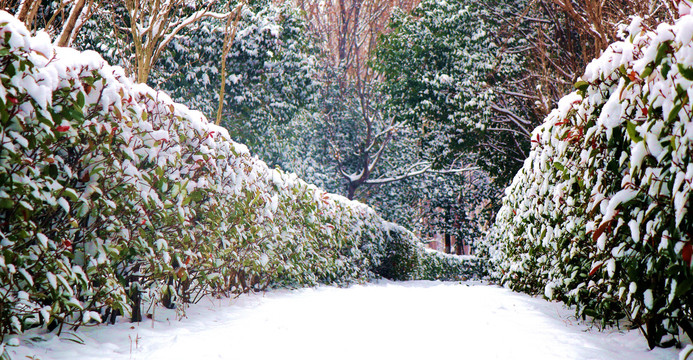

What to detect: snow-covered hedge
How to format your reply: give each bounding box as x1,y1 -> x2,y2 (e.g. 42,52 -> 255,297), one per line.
487,11 -> 693,348
0,12 -> 477,338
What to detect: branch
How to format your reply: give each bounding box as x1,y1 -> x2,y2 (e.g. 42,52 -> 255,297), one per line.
428,166 -> 480,175
364,162 -> 431,185
490,104 -> 533,136
152,8 -> 231,70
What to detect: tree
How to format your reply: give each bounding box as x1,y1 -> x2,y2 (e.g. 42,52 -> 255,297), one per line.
152,2 -> 320,163
376,0 -> 681,188
5,0 -> 97,46
375,0 -> 531,185
73,0 -> 232,84
284,0 -> 478,202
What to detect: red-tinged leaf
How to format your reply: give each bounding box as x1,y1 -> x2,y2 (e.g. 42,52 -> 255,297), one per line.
555,119 -> 569,126
45,157 -> 54,164
63,239 -> 72,248
628,71 -> 637,82
642,107 -> 648,116
56,125 -> 70,132
534,133 -> 541,143
589,262 -> 604,277
185,256 -> 191,265
592,221 -> 610,242
7,95 -> 18,104
682,243 -> 692,265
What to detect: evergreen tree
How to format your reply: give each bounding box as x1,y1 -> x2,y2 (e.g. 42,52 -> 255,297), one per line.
375,0 -> 532,186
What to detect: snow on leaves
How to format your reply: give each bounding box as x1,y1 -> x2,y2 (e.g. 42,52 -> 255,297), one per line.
0,11 -> 474,339
487,9 -> 693,349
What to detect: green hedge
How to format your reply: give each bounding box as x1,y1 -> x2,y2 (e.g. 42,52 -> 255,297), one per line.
0,12 -> 477,339
487,14 -> 693,348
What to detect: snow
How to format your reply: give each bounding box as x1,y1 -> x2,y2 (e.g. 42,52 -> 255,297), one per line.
5,281 -> 685,360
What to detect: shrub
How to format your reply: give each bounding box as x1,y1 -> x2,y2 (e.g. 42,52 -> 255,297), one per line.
0,11 -> 475,339
487,11 -> 693,348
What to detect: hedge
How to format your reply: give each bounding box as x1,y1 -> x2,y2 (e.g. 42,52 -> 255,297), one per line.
486,11 -> 693,349
0,12 -> 479,340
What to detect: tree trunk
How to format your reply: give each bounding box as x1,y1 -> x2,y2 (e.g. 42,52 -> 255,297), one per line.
347,181 -> 358,200
16,0 -> 40,29
129,277 -> 142,322
56,0 -> 87,47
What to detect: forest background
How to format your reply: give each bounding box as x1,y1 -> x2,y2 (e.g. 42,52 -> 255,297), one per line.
2,0 -> 679,257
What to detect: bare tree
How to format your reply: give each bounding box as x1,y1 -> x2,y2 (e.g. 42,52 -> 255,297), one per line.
282,0 -> 477,200
120,0 -> 231,83
56,0 -> 97,47
215,0 -> 245,125
493,0 -> 679,125
6,0 -> 96,45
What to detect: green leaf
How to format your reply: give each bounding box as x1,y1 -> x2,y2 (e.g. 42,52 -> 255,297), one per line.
618,65 -> 628,76
640,64 -> 654,79
626,120 -> 642,143
0,198 -> 14,209
189,190 -> 204,202
675,278 -> 693,297
48,164 -> 58,179
678,64 -> 693,80
89,166 -> 104,176
583,308 -> 598,318
63,188 -> 79,201
76,91 -> 85,108
662,62 -> 671,79
668,102 -> 683,123
574,80 -> 589,92
654,41 -> 671,66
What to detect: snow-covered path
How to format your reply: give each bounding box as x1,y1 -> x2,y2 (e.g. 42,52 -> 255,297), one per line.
8,281 -> 684,360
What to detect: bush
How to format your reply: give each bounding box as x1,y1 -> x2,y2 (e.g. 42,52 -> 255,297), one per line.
487,11 -> 693,348
0,11 -> 476,339
374,223 -> 486,281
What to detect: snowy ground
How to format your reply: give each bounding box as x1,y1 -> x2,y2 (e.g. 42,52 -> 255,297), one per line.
5,281 -> 687,360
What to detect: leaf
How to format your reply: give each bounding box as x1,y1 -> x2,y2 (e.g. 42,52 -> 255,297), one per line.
592,221 -> 610,242
626,120 -> 642,143
662,62 -> 671,78
675,278 -> 693,297
654,41 -> 671,66
574,80 -> 589,92
589,262 -> 604,277
583,308 -> 598,318
678,64 -> 693,80
640,64 -> 654,79
668,101 -> 683,123
63,188 -> 79,201
76,91 -> 85,108
682,242 -> 692,265
0,198 -> 14,209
